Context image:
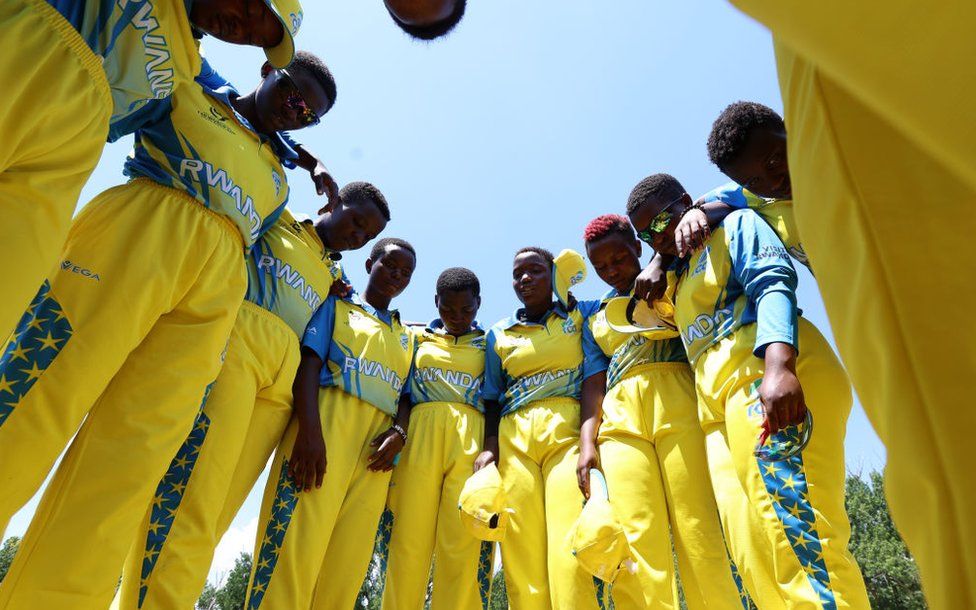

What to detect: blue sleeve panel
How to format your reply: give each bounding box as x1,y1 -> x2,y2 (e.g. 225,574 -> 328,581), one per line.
300,295 -> 337,361
701,181 -> 750,209
481,328 -> 505,402
578,299 -> 609,379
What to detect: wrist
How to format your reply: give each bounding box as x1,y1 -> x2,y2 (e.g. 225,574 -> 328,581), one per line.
763,342 -> 797,372
390,423 -> 407,443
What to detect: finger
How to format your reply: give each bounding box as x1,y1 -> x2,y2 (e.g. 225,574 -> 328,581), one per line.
315,458 -> 326,488
581,468 -> 590,500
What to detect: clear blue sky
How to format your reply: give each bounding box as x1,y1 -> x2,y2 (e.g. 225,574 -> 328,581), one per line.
8,0 -> 885,577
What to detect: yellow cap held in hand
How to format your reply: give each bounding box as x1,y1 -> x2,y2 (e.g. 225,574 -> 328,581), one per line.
262,0 -> 303,68
552,249 -> 587,309
603,296 -> 677,337
459,464 -> 511,542
571,469 -> 637,583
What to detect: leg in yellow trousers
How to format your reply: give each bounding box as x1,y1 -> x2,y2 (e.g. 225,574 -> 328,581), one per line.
499,398 -> 603,610
116,302 -> 298,609
600,363 -> 747,610
696,319 -> 869,609
245,388 -> 392,610
0,0 -> 110,341
383,402 -> 493,610
724,4 -> 976,606
0,181 -> 246,610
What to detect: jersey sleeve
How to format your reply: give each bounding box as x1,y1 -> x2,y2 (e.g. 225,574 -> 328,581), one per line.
578,301 -> 609,379
481,328 -> 505,402
728,211 -> 799,356
701,181 -> 750,209
301,296 -> 337,360
195,57 -> 235,91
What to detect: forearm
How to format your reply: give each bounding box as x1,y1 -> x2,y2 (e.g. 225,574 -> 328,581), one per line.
483,399 -> 501,443
763,341 -> 798,374
292,353 -> 324,430
579,373 -> 605,446
393,394 -> 411,431
699,201 -> 734,228
295,143 -> 318,172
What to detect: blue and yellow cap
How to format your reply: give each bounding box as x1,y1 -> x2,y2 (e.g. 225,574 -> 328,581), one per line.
552,249 -> 587,309
263,0 -> 303,68
603,296 -> 677,336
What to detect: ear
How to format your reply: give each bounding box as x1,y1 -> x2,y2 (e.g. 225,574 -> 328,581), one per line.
434,294 -> 441,308
260,61 -> 273,79
633,238 -> 643,259
680,192 -> 694,208
317,201 -> 334,215
365,257 -> 374,274
475,295 -> 482,309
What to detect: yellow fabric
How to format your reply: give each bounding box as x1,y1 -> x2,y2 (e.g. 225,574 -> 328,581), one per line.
115,302 -> 298,609
694,319 -> 869,609
458,462 -> 509,542
0,0 -> 111,341
721,4 -> 976,604
244,388 -> 393,610
498,397 -> 604,610
0,180 -> 245,609
407,326 -> 486,411
599,363 -> 746,610
384,402 -> 495,610
570,495 -> 634,584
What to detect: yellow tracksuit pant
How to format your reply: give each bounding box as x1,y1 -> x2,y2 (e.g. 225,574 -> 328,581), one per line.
724,4 -> 976,606
0,180 -> 246,609
0,0 -> 111,342
115,301 -> 299,609
383,402 -> 495,610
695,319 -> 869,609
599,363 -> 747,610
499,397 -> 603,610
245,387 -> 392,610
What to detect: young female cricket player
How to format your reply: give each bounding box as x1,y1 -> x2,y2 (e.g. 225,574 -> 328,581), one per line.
382,267 -> 495,610
114,182 -> 390,610
474,247 -> 606,610
244,238 -> 416,610
0,0 -> 302,343
0,53 -> 335,610
627,173 -> 869,610
578,214 -> 747,610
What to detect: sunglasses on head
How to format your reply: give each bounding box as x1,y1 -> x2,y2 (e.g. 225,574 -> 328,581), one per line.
277,69 -> 320,127
635,193 -> 685,246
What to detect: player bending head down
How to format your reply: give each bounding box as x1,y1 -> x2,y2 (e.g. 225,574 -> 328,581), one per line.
435,267 -> 482,335
707,101 -> 790,200
385,0 -> 467,40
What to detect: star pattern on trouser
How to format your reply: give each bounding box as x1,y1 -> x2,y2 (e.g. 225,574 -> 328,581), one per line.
247,460 -> 300,610
592,576 -> 611,610
756,438 -> 837,610
138,390 -> 214,608
477,541 -> 494,609
0,281 -> 73,427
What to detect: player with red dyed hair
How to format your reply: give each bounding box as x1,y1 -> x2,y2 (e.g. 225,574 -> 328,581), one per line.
577,214 -> 749,610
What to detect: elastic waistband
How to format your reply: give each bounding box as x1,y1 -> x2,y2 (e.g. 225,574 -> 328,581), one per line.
129,178 -> 245,249
30,0 -> 111,104
238,300 -> 295,338
503,395 -> 578,417
413,401 -> 484,417
319,385 -> 394,420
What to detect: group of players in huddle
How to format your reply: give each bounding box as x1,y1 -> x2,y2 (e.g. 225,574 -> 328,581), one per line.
0,0 -> 970,609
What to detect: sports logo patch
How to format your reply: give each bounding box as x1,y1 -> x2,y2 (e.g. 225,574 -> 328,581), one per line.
400,333 -> 409,350
692,246 -> 711,276
562,317 -> 578,335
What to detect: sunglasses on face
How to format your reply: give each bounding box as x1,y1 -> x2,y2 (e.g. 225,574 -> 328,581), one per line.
277,69 -> 320,127
635,194 -> 684,246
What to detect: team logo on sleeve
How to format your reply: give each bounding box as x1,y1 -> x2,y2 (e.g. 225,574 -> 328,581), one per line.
562,318 -> 578,335
271,170 -> 282,197
471,336 -> 486,350
400,333 -> 409,350
692,246 -> 711,276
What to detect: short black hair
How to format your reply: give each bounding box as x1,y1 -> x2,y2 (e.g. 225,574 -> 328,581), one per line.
626,174 -> 686,215
515,246 -> 554,265
289,51 -> 338,112
370,237 -> 416,261
707,101 -> 785,170
436,267 -> 480,297
340,181 -> 390,221
387,0 -> 466,41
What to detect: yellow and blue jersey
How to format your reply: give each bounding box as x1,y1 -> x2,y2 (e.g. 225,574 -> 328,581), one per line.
46,0 -> 201,141
701,181 -> 808,269
671,209 -> 799,365
483,303 -> 604,416
301,294 -> 415,418
405,320 -> 486,413
123,75 -> 294,248
582,290 -> 688,391
245,208 -> 343,338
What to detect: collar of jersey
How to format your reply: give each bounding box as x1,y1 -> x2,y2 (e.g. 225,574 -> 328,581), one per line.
200,83 -> 300,166
427,318 -> 485,336
501,304 -> 568,329
346,292 -> 400,328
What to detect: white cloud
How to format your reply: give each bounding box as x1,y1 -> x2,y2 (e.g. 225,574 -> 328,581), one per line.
208,516 -> 258,583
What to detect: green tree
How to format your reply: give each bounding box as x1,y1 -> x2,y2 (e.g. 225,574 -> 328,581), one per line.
0,537 -> 20,584
845,471 -> 925,609
488,568 -> 507,610
197,552 -> 252,610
